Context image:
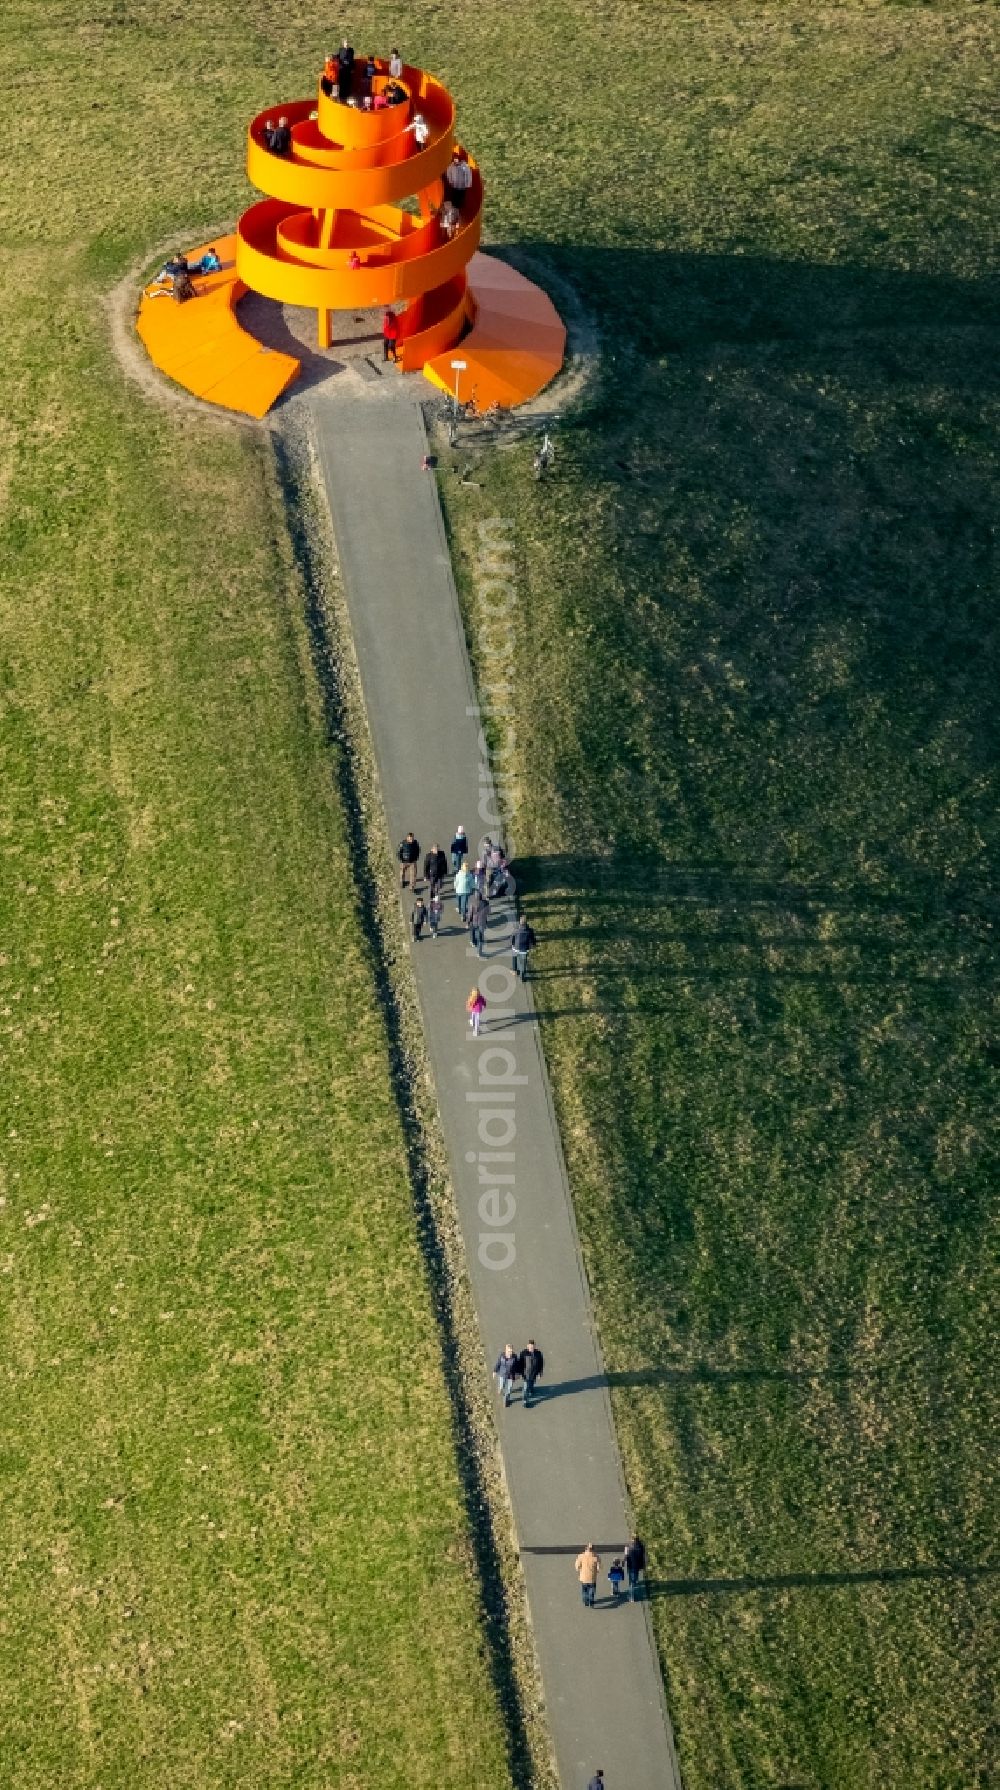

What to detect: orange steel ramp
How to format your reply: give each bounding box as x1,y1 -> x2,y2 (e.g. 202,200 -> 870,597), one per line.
423,254 -> 565,409
137,235 -> 300,419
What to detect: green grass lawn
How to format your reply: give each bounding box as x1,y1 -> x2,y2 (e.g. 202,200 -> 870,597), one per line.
438,3 -> 999,1787
4,1 -> 997,1787
1,8 -> 523,1788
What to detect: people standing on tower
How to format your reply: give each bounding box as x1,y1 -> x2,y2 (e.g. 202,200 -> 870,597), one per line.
406,111 -> 430,150
336,39 -> 355,101
445,150 -> 473,209
269,115 -> 291,155
389,46 -> 403,80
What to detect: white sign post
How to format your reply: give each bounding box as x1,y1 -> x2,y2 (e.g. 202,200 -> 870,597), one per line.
450,357 -> 467,424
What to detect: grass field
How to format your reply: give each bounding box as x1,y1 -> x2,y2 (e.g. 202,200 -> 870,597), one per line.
3,2 -> 997,1787
1,8 -> 523,1789
439,4 -> 1000,1788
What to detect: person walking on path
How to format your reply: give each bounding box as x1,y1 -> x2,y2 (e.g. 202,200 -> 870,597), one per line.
471,855 -> 487,895
450,825 -> 469,874
445,149 -> 474,209
398,831 -> 420,889
511,915 -> 536,981
424,842 -> 448,899
411,896 -> 427,942
382,308 -> 400,363
428,892 -> 442,940
575,1543 -> 602,1608
587,1774 -> 606,1790
466,985 -> 486,1037
517,1338 -> 544,1408
608,1557 -> 625,1600
454,858 -> 472,921
624,1533 -> 647,1601
468,888 -> 490,958
494,1342 -> 518,1407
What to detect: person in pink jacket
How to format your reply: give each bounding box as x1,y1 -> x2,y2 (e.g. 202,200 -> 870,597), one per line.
466,986 -> 486,1036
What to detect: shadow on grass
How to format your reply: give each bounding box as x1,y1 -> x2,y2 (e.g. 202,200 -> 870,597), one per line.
644,1561 -> 1000,1598
533,1363 -> 830,1401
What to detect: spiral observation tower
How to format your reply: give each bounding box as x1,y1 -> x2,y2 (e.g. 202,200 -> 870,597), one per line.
136,58 -> 565,419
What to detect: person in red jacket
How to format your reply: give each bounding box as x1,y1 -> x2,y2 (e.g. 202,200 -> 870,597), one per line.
382,308 -> 400,362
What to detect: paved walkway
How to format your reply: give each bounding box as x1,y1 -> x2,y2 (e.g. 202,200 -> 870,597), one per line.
311,380 -> 681,1790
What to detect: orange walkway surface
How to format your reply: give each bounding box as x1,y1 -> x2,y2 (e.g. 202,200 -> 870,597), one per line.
425,253 -> 567,409
134,61 -> 565,418
136,237 -> 300,418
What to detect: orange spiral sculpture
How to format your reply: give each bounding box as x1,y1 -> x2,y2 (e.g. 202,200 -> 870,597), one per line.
136,60 -> 564,417
237,60 -> 481,362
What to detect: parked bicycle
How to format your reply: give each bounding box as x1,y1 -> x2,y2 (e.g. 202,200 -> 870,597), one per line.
533,432 -> 555,479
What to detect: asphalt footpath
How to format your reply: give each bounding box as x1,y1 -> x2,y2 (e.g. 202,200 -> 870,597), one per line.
310,383 -> 682,1790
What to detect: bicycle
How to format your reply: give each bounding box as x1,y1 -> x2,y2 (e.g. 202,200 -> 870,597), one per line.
532,432 -> 555,479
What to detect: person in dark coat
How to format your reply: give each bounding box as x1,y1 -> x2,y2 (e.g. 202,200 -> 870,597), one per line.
494,1343 -> 518,1408
269,115 -> 291,155
411,897 -> 428,941
450,825 -> 469,874
468,888 -> 490,958
398,831 -> 420,888
423,843 -> 448,898
511,915 -> 536,981
624,1533 -> 647,1600
336,39 -> 355,100
517,1338 -> 544,1408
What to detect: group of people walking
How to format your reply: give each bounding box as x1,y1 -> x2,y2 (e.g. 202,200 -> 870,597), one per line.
494,1339 -> 544,1408
397,827 -> 534,1021
575,1536 -> 647,1606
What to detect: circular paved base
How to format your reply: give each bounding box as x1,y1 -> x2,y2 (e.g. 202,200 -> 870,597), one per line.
235,291 -> 403,395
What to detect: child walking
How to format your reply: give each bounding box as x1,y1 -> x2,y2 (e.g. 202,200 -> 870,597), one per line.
608,1558 -> 625,1600
428,893 -> 442,940
411,897 -> 427,941
466,986 -> 486,1036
